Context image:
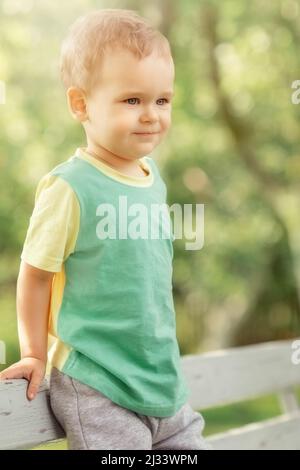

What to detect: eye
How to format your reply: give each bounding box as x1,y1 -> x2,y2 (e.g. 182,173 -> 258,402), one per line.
157,98 -> 169,105
124,98 -> 170,105
125,98 -> 139,105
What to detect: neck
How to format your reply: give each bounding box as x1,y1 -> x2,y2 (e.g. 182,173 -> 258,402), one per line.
84,145 -> 148,177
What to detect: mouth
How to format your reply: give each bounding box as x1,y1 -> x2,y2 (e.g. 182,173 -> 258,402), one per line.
134,132 -> 159,136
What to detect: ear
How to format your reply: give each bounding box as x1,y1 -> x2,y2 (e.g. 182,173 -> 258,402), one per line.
66,87 -> 88,122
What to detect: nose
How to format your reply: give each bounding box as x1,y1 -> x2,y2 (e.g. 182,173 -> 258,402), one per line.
139,105 -> 159,123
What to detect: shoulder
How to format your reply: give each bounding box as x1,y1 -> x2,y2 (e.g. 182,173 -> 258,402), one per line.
34,152 -> 87,199
34,171 -> 75,205
48,154 -> 85,180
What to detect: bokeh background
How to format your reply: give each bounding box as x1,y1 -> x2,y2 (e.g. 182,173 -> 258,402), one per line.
1,0 -> 300,447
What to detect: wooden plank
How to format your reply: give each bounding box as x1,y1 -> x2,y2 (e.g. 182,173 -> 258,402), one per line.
206,414 -> 300,450
0,377 -> 65,450
181,339 -> 300,410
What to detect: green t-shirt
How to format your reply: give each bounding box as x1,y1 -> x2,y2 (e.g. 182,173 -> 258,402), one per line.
49,152 -> 190,417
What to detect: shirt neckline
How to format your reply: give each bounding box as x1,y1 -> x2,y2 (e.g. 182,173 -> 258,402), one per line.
74,147 -> 154,188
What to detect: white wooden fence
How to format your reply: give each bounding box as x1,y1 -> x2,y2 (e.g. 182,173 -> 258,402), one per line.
0,339 -> 299,450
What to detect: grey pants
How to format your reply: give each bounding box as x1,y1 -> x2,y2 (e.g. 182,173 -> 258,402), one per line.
49,367 -> 212,450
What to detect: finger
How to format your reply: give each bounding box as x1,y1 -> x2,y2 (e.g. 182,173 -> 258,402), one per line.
0,367 -> 27,380
27,371 -> 43,400
0,368 -> 12,379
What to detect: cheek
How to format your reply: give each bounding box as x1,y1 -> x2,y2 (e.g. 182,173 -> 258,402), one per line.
114,113 -> 136,133
161,114 -> 171,131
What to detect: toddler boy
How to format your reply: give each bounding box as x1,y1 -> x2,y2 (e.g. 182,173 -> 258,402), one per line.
0,9 -> 211,450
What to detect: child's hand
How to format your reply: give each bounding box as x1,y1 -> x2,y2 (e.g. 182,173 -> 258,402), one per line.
0,357 -> 46,401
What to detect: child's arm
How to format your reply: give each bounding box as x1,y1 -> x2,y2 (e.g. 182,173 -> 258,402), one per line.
0,260 -> 54,401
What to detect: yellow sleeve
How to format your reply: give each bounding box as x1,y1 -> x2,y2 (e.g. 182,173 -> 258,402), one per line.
20,173 -> 80,272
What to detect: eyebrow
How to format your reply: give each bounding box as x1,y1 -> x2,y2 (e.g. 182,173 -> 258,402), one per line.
118,90 -> 175,97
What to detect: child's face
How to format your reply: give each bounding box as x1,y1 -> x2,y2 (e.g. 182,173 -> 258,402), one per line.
76,49 -> 175,160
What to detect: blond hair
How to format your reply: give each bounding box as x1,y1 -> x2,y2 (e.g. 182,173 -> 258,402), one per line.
60,8 -> 173,97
